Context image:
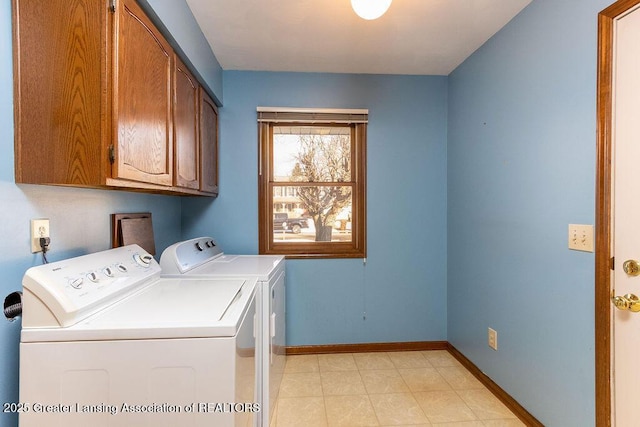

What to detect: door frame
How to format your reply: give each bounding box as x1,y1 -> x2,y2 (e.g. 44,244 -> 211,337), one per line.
595,1 -> 640,425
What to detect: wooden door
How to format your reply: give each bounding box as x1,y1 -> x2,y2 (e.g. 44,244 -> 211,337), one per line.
113,0 -> 173,186
596,1 -> 640,425
611,4 -> 640,424
174,56 -> 200,190
199,89 -> 219,195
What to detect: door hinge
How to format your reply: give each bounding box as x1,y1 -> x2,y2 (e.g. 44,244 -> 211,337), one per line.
109,0 -> 116,13
611,257 -> 615,270
108,144 -> 115,164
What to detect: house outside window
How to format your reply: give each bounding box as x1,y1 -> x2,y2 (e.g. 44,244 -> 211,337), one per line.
258,108 -> 367,259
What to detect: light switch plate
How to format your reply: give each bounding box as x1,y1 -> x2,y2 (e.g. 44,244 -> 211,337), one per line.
568,224 -> 594,252
488,327 -> 498,351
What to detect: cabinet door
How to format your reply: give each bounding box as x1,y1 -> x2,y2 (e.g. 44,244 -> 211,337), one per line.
199,89 -> 219,195
13,0 -> 107,186
174,56 -> 200,190
113,0 -> 173,186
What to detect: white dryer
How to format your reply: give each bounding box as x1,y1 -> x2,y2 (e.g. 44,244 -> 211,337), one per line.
20,245 -> 258,427
160,237 -> 285,427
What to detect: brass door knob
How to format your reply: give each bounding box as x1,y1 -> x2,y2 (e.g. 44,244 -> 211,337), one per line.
612,293 -> 640,312
623,259 -> 640,276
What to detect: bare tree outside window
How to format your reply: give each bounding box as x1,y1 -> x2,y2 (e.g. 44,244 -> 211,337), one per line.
289,134 -> 352,241
273,127 -> 352,242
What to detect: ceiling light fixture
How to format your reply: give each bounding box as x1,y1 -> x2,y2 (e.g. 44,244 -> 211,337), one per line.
351,0 -> 392,20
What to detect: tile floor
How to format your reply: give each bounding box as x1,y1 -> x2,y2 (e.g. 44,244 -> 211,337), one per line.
272,350 -> 525,427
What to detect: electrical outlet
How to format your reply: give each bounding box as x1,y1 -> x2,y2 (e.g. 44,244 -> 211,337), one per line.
488,327 -> 498,351
30,219 -> 50,253
568,224 -> 594,252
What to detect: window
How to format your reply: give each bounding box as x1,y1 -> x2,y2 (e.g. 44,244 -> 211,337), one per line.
258,108 -> 367,258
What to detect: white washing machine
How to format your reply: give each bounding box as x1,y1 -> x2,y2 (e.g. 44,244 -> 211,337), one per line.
160,237 -> 285,427
19,244 -> 259,427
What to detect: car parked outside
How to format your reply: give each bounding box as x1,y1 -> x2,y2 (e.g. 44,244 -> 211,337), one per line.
273,213 -> 309,234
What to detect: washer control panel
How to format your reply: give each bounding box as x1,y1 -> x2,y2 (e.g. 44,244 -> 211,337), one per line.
22,245 -> 160,328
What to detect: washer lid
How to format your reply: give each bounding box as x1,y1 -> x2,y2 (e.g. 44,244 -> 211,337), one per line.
21,277 -> 257,342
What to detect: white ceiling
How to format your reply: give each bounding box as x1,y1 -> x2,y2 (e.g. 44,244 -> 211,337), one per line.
186,0 -> 532,76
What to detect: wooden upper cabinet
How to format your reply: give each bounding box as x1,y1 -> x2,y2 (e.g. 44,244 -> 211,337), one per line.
13,0 -> 218,197
13,0 -> 108,186
113,0 -> 173,186
200,88 -> 219,195
174,56 -> 200,190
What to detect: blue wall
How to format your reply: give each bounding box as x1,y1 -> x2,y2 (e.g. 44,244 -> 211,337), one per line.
182,71 -> 449,345
447,0 -> 608,425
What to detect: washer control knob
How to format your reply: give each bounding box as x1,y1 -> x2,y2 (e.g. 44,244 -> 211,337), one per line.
103,267 -> 114,277
87,272 -> 99,282
69,277 -> 83,289
133,253 -> 153,267
116,264 -> 128,273
195,242 -> 204,251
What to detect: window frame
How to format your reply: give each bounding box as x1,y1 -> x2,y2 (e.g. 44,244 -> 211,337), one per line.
258,108 -> 367,259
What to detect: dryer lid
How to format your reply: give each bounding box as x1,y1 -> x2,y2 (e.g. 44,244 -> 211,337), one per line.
187,255 -> 284,280
159,237 -> 284,279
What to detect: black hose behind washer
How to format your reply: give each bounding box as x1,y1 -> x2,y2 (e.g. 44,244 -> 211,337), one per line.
4,291 -> 23,321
